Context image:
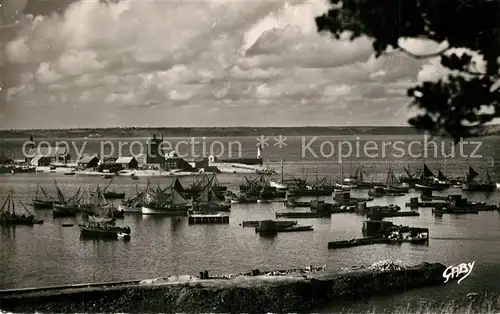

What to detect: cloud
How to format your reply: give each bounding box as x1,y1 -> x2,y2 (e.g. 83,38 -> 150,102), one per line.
1,0 -> 439,129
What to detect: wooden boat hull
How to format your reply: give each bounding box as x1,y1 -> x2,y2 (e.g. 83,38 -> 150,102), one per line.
188,214 -> 229,224
384,186 -> 409,193
255,225 -> 313,234
196,203 -> 231,212
231,198 -> 257,204
461,183 -> 496,192
328,236 -> 428,249
52,204 -> 79,218
0,216 -> 43,226
118,203 -> 142,213
288,190 -> 332,197
276,211 -> 331,218
414,183 -> 445,191
141,206 -> 189,216
32,200 -> 54,209
432,207 -> 479,214
103,192 -> 125,199
80,225 -> 131,240
242,220 -> 297,228
284,201 -> 310,208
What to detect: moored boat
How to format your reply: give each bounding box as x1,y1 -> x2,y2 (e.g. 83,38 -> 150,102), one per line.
141,184 -> 191,216
80,224 -> 131,240
192,175 -> 231,212
79,188 -> 131,240
461,166 -> 496,192
255,220 -> 313,235
383,167 -> 409,193
52,182 -> 82,218
188,212 -> 229,224
1,189 -> 43,226
32,184 -> 56,209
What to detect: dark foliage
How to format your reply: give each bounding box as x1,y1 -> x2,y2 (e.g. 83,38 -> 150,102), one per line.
316,0 -> 500,141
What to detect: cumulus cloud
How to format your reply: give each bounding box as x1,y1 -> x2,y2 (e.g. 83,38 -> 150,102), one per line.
1,0 -> 441,129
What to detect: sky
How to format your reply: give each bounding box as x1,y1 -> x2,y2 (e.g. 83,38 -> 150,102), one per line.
0,0 -> 454,129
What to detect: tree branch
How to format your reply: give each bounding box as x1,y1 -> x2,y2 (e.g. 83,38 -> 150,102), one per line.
397,44 -> 449,59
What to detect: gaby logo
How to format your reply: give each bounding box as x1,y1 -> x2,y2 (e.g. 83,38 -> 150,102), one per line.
443,261 -> 475,284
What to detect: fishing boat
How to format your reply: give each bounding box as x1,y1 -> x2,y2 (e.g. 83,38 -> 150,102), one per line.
102,178 -> 125,199
1,189 -> 43,226
119,183 -> 149,213
192,177 -> 231,212
383,167 -> 410,193
269,159 -> 288,190
339,165 -> 378,189
32,184 -> 56,209
82,187 -> 116,224
64,169 -> 76,175
79,223 -> 131,240
414,164 -> 447,191
230,193 -> 258,204
141,184 -> 190,216
284,194 -> 310,207
52,182 -> 82,218
461,166 -> 496,192
434,170 -> 451,189
79,190 -> 131,240
255,220 -> 313,235
368,186 -> 389,197
399,165 -> 420,187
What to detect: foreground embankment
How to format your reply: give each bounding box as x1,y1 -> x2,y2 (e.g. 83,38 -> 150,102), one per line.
0,262 -> 449,312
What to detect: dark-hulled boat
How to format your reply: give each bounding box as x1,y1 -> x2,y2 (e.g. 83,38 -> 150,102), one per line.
79,188 -> 131,240
461,166 -> 496,192
32,184 -> 56,209
255,220 -> 313,235
414,164 -> 448,191
80,224 -> 131,239
52,183 -> 82,218
383,167 -> 410,193
399,165 -> 420,187
83,187 -> 124,223
103,191 -> 125,199
141,185 -> 190,216
338,165 -> 381,189
192,176 -> 231,212
1,189 -> 43,226
101,178 -> 126,199
368,186 -> 405,197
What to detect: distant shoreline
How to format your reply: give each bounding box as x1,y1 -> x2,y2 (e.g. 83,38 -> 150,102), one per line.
0,126 -> 423,139
0,125 -> 498,139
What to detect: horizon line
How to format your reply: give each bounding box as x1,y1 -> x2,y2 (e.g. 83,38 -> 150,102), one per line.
0,125 -> 421,132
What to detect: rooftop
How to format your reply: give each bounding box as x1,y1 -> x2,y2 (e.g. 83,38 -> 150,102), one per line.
115,156 -> 136,164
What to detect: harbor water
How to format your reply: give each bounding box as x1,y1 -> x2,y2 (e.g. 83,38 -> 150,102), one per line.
1,135 -> 500,311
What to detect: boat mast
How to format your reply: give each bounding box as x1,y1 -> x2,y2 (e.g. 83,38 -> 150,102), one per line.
280,158 -> 284,183
10,190 -> 15,214
340,163 -> 344,182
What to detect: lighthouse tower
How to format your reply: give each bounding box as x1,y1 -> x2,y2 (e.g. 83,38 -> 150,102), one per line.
257,145 -> 262,159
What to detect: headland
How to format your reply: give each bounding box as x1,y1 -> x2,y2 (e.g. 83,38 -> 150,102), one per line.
0,126 -> 425,139
1,124 -> 500,139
